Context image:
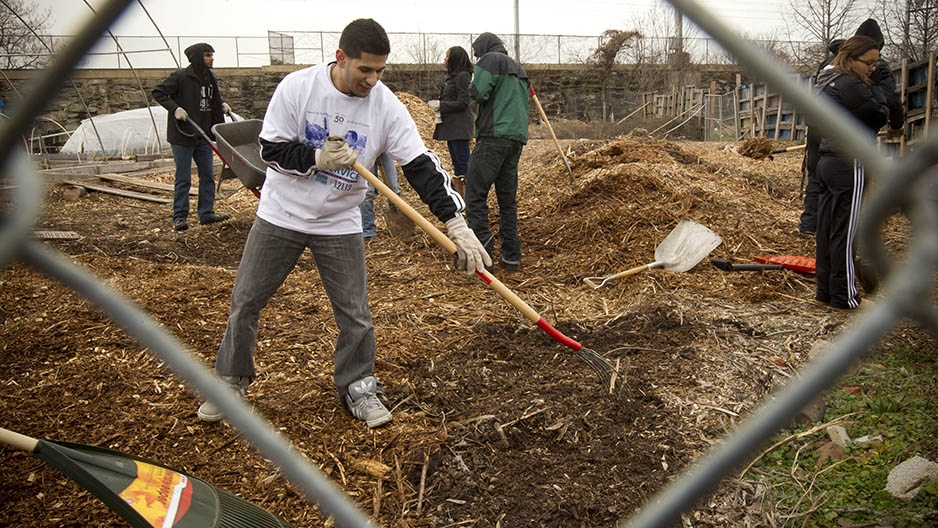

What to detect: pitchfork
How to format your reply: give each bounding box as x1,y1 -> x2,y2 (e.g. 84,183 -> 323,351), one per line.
352,162 -> 618,389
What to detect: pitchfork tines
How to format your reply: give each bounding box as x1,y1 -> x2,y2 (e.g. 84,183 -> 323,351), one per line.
576,346 -> 619,392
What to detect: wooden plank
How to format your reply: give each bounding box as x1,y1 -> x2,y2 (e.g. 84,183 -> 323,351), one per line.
901,57 -> 908,155
97,173 -> 197,196
63,180 -> 171,204
926,53 -> 934,139
33,230 -> 82,240
774,100 -> 783,139
749,81 -> 756,138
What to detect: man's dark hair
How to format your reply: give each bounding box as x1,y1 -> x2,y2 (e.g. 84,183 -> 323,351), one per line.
339,19 -> 390,59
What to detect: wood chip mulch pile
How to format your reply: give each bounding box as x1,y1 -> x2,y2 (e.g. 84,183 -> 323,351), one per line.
0,96 -> 919,527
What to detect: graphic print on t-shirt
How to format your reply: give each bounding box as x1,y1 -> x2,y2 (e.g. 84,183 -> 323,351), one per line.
199,84 -> 213,112
304,111 -> 369,190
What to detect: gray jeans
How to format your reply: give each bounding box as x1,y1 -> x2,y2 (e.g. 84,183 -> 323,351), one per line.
214,217 -> 376,397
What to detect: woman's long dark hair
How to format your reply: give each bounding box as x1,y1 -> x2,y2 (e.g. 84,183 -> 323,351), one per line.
445,46 -> 472,77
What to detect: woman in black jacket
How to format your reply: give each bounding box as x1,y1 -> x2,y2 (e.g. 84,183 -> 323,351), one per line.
429,46 -> 475,194
814,35 -> 889,310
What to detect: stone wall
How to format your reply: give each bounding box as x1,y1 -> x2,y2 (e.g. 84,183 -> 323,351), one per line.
1,63 -> 747,143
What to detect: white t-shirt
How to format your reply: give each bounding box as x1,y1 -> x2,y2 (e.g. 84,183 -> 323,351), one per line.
257,63 -> 427,235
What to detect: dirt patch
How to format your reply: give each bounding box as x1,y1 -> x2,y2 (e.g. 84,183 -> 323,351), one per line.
0,113 -> 919,527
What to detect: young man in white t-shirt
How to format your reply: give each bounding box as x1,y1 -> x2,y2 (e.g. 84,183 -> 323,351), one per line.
197,18 -> 490,428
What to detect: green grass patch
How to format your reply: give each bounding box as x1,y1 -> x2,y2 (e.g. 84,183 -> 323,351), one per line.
748,345 -> 938,527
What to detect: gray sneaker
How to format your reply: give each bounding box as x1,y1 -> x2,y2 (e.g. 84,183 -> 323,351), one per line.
345,376 -> 392,428
197,375 -> 250,422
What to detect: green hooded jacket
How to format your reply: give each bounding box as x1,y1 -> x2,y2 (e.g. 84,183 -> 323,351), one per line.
470,33 -> 530,144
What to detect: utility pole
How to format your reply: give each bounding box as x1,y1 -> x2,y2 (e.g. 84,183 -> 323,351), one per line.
668,6 -> 686,66
514,0 -> 521,61
674,7 -> 683,53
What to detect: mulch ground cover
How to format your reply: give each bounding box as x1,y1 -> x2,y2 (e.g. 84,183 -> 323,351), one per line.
0,96 -> 922,527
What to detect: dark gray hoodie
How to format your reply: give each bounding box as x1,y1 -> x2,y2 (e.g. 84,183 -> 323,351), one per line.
815,64 -> 888,155
854,19 -> 903,129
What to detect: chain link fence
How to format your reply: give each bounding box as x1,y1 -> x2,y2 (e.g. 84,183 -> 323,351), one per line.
3,1 -> 936,527
43,30 -> 822,69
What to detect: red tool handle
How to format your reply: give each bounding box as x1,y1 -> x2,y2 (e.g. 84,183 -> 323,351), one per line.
352,161 -> 584,351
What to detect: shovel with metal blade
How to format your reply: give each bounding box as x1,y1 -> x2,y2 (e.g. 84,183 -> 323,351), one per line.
352,162 -> 618,389
0,427 -> 292,528
384,207 -> 416,239
583,220 -> 723,289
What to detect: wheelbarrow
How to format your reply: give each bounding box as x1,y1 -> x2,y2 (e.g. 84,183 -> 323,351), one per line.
178,116 -> 266,199
212,119 -> 267,196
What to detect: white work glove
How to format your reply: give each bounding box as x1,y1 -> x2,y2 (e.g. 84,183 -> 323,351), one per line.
315,136 -> 358,171
434,110 -> 443,125
445,216 -> 491,276
221,102 -> 231,114
174,107 -> 188,121
428,100 -> 440,111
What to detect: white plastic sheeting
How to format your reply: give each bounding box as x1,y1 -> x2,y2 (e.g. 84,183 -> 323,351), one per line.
61,106 -> 169,156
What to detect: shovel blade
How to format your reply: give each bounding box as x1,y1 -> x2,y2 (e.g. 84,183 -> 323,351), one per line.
654,220 -> 723,272
384,207 -> 415,239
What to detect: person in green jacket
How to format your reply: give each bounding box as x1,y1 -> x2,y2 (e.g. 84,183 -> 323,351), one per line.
466,32 -> 530,272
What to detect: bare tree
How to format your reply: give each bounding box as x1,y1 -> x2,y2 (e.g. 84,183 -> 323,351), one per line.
623,3 -> 676,92
786,0 -> 866,46
783,0 -> 869,72
0,0 -> 52,69
587,29 -> 641,121
874,0 -> 938,62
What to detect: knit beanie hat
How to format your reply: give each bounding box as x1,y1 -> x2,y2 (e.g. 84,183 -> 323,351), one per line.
855,19 -> 884,50
184,43 -> 215,66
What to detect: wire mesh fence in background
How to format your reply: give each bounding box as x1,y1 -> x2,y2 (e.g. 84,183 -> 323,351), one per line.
702,91 -> 739,141
3,1 -> 936,527
45,30 -> 822,69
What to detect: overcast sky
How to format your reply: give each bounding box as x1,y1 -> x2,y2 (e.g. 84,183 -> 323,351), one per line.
39,0 -> 875,39
33,0 -> 879,68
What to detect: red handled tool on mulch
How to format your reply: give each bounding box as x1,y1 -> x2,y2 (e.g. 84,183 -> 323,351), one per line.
0,427 -> 292,527
754,255 -> 816,274
529,84 -> 575,185
352,162 -> 617,388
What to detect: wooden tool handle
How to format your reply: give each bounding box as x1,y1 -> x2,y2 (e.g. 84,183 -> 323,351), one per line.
613,263 -> 653,279
529,85 -> 574,183
0,427 -> 39,452
352,162 -> 541,324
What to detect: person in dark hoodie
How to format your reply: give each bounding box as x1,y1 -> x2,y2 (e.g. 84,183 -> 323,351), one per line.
466,33 -> 530,272
799,38 -> 845,236
152,42 -> 230,232
799,18 -> 903,236
814,34 -> 889,310
855,18 -> 904,133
